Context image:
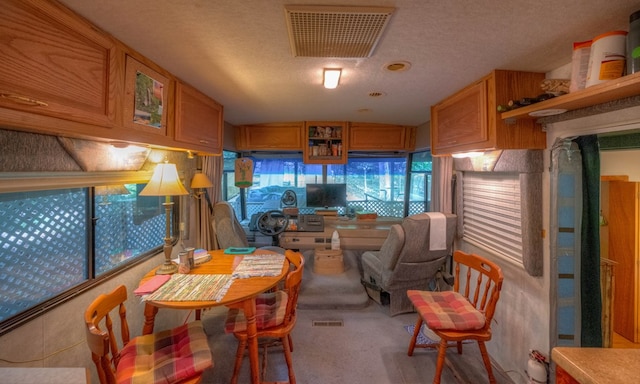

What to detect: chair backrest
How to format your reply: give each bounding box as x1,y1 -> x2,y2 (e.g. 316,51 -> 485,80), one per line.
452,250 -> 504,331
213,201 -> 249,248
399,212 -> 456,264
283,250 -> 305,326
84,285 -> 130,384
378,224 -> 405,270
384,213 -> 456,285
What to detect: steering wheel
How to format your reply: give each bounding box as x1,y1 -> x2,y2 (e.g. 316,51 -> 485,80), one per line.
256,210 -> 290,236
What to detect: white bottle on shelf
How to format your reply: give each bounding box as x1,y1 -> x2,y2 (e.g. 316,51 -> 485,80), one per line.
331,230 -> 341,250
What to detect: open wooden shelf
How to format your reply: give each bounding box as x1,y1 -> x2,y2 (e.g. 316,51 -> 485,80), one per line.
501,71 -> 640,120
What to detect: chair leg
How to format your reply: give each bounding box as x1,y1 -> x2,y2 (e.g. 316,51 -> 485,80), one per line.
230,338 -> 247,384
288,334 -> 294,352
407,316 -> 424,356
433,338 -> 448,384
477,341 -> 496,384
282,335 -> 296,384
456,340 -> 462,355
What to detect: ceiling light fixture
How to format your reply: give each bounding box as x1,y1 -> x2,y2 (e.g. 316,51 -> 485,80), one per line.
323,68 -> 342,89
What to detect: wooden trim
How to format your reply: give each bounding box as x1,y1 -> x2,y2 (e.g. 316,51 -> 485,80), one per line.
601,175 -> 629,181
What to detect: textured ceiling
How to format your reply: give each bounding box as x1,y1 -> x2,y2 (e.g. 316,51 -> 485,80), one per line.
58,0 -> 639,127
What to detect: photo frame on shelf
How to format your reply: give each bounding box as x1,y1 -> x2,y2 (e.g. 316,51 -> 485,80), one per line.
124,56 -> 170,136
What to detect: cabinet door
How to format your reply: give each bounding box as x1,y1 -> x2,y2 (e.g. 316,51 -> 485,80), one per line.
0,0 -> 117,130
609,181 -> 640,342
431,79 -> 488,154
348,123 -> 415,151
304,122 -> 347,164
175,81 -> 223,154
236,123 -> 303,151
556,366 -> 580,384
123,55 -> 172,137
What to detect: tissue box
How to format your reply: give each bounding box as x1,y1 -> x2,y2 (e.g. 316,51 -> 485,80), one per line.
314,248 -> 343,274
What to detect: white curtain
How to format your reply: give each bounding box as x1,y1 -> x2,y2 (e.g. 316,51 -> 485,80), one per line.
197,155 -> 224,250
431,155 -> 453,213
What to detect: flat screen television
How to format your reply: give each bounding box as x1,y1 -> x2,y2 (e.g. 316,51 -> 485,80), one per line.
305,183 -> 347,208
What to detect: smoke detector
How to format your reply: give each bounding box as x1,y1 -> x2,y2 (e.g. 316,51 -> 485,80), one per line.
285,5 -> 395,58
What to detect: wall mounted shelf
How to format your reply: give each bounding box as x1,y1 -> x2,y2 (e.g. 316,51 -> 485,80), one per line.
501,71 -> 640,121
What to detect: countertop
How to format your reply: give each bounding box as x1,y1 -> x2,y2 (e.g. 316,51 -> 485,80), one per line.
552,347 -> 640,383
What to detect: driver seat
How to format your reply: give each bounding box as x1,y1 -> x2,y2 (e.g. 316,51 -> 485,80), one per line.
213,201 -> 249,249
213,201 -> 286,253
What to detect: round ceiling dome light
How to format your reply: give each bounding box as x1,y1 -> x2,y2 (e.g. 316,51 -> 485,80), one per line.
384,61 -> 411,72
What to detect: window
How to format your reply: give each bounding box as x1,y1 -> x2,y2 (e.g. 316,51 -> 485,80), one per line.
0,183 -> 170,333
222,150 -> 240,203
454,149 -> 543,276
461,172 -> 523,263
223,151 -> 427,220
408,151 -> 432,214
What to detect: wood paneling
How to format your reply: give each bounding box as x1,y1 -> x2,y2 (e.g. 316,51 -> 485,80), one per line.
609,181 -> 640,342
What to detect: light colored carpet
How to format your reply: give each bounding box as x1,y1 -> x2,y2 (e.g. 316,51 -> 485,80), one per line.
200,304 -> 516,384
198,249 -> 516,383
296,249 -> 370,310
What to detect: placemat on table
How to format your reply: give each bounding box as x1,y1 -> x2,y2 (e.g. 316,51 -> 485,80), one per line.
143,274 -> 234,302
232,253 -> 286,278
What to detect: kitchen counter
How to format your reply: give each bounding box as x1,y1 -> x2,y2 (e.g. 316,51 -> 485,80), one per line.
552,347 -> 640,383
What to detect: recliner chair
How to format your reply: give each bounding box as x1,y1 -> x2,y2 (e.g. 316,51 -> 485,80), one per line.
361,212 -> 457,315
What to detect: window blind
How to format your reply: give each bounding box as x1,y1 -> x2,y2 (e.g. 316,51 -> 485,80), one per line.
461,172 -> 523,263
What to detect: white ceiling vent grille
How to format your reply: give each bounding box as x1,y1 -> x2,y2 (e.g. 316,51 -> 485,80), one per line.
284,5 -> 395,58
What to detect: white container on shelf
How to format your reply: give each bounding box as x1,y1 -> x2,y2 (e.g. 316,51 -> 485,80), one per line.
585,30 -> 628,88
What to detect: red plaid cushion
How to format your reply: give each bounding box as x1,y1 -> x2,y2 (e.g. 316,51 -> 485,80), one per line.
407,290 -> 485,331
225,290 -> 288,333
116,320 -> 213,384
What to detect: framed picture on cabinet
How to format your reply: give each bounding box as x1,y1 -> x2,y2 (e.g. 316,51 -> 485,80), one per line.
124,55 -> 170,135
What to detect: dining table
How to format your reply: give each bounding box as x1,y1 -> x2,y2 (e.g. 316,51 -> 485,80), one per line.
137,248 -> 288,384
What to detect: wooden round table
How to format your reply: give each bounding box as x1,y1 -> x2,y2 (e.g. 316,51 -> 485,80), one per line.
138,249 -> 287,384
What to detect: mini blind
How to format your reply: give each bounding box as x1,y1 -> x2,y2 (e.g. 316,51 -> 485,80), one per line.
461,172 -> 523,262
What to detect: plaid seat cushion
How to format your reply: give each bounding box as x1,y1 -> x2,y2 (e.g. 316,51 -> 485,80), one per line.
225,290 -> 288,333
116,320 -> 213,384
407,290 -> 485,331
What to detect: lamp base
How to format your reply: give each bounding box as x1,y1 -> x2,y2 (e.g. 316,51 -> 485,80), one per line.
155,261 -> 178,275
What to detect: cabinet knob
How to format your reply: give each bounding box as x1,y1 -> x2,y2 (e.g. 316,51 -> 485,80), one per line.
198,139 -> 210,144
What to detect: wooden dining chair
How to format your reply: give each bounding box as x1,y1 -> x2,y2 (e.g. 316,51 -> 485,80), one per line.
84,285 -> 213,384
225,249 -> 305,384
407,250 -> 504,384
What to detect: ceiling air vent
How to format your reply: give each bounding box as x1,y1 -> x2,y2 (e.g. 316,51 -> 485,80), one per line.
284,5 -> 395,58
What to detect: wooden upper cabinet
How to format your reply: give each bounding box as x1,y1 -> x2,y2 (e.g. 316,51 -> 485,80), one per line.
236,122 -> 303,151
0,0 -> 117,133
431,70 -> 547,156
175,81 -> 223,155
349,123 -> 416,151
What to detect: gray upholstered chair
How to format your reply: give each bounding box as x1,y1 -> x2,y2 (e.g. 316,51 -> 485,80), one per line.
213,201 -> 249,249
361,212 -> 457,315
212,201 -> 286,253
